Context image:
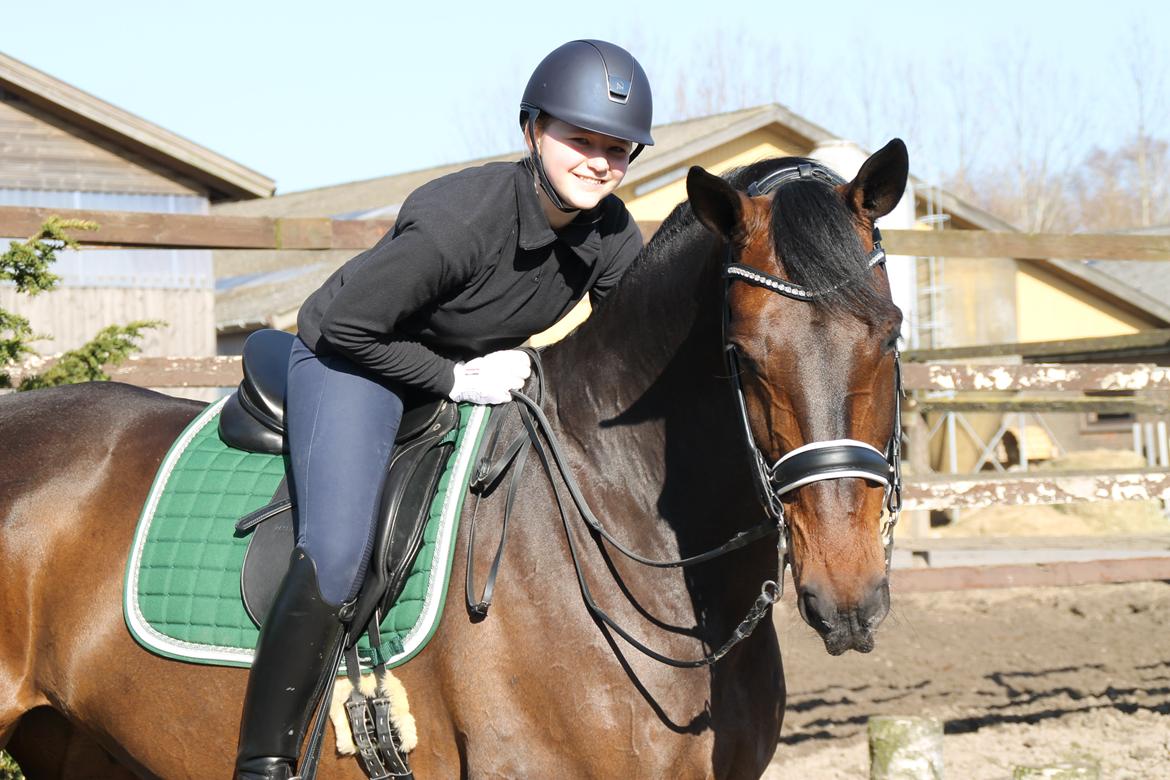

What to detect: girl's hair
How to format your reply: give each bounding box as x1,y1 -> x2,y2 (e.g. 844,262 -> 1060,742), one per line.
525,112 -> 553,135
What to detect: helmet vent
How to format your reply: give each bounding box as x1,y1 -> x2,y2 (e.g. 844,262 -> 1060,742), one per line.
607,75 -> 630,104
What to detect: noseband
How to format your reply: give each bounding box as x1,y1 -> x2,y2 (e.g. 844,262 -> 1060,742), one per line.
723,161 -> 904,562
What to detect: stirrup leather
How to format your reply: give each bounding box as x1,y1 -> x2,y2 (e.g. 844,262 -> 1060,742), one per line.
343,642 -> 414,779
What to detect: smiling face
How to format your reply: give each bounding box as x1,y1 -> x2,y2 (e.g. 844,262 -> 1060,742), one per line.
528,117 -> 633,215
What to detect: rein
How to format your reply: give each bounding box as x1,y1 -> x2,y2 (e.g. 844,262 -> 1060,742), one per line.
464,159 -> 904,668
466,351 -> 781,668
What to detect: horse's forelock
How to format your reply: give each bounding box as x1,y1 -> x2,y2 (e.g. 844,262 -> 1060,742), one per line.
769,176 -> 889,318
597,159 -> 890,321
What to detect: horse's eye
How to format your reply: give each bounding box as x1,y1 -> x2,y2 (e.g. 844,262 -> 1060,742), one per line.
732,347 -> 762,376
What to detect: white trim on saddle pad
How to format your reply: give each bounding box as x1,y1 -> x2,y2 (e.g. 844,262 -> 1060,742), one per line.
123,398 -> 490,668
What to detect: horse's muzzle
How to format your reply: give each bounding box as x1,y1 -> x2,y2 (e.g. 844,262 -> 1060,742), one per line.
796,576 -> 890,655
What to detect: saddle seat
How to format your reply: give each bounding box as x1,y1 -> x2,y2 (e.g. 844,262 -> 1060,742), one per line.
218,329 -> 460,638
218,329 -> 447,455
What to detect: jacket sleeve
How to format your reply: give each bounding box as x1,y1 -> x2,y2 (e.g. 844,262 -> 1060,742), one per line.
589,206 -> 643,306
315,212 -> 477,395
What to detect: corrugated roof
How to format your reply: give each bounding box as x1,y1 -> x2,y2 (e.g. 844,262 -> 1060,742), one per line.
0,51 -> 274,201
1083,225 -> 1170,323
1089,258 -> 1170,304
211,151 -> 520,219
216,260 -> 340,332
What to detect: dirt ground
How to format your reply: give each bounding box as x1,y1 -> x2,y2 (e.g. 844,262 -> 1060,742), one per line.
764,580 -> 1170,779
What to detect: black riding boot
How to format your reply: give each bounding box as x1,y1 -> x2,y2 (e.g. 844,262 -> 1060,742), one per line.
236,547 -> 345,780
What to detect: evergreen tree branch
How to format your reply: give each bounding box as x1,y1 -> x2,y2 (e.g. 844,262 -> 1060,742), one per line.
0,217 -> 98,295
0,310 -> 43,388
17,320 -> 164,391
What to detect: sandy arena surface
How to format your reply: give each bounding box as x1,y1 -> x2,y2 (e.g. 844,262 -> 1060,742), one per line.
763,580 -> 1170,779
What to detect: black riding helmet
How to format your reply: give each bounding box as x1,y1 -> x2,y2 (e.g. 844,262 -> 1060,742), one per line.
519,40 -> 654,212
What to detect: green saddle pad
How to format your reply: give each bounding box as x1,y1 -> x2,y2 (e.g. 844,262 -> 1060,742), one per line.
124,396 -> 491,669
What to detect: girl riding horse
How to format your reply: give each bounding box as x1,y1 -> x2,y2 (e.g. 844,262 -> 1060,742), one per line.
235,39 -> 655,780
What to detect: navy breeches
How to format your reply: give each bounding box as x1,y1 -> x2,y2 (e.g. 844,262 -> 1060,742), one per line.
285,336 -> 404,607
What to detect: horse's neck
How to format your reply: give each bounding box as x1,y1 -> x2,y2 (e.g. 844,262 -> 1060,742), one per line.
532,239 -> 778,654
539,233 -> 764,559
545,228 -> 722,424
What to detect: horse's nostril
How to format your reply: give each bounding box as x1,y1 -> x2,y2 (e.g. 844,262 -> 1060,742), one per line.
859,578 -> 891,627
800,588 -> 835,632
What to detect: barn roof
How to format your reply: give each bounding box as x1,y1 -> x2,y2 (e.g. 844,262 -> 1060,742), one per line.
1081,225 -> 1170,323
0,51 -> 274,201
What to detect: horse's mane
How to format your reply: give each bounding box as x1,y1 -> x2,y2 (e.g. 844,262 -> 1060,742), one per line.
614,158 -> 887,319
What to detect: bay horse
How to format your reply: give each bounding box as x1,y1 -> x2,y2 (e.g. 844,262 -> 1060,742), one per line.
0,139 -> 908,779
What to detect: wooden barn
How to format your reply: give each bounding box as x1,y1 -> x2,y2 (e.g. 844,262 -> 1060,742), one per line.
0,51 -> 273,386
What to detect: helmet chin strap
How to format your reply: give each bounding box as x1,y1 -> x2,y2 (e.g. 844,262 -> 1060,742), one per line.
525,114 -> 578,214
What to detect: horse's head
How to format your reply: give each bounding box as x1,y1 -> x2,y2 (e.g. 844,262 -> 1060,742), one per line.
687,140 -> 909,655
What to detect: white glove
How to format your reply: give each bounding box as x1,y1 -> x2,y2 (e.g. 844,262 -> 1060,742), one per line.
448,350 -> 531,405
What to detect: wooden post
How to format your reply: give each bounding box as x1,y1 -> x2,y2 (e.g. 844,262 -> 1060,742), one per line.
901,412 -> 932,538
1012,763 -> 1099,779
868,716 -> 943,779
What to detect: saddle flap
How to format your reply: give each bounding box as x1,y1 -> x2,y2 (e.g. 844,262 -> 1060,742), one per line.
240,503 -> 296,625
240,400 -> 462,635
349,400 -> 461,634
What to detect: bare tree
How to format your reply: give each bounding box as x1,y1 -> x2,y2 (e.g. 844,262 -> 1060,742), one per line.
444,23 -> 1169,241
1071,136 -> 1170,230
1119,22 -> 1168,227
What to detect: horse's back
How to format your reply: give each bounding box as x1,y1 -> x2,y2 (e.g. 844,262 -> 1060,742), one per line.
0,380 -> 203,440
0,381 -> 204,538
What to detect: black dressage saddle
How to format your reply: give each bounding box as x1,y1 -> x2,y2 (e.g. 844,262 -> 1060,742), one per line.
219,329 -> 460,635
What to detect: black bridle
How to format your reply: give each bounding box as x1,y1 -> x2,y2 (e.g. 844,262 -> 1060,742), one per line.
465,161 -> 903,668
723,161 -> 904,564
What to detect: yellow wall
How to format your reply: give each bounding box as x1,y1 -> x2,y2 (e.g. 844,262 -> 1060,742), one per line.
1016,265 -> 1151,342
619,130 -> 804,221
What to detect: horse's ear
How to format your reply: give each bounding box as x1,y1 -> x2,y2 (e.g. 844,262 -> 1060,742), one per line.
845,138 -> 909,221
687,166 -> 746,242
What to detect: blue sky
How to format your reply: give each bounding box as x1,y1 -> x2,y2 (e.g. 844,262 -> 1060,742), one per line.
3,0 -> 1167,194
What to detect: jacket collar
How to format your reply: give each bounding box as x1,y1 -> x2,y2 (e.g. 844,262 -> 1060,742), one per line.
515,161 -> 558,251
514,161 -> 607,265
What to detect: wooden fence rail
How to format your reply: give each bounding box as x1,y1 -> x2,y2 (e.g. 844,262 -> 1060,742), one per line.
910,397 -> 1168,414
902,470 -> 1170,512
5,206 -> 1170,260
900,362 -> 1170,391
905,330 -> 1170,362
0,206 -> 395,250
8,356 -> 1170,393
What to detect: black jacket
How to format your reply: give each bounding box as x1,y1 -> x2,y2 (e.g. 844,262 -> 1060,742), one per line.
297,161 -> 642,395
